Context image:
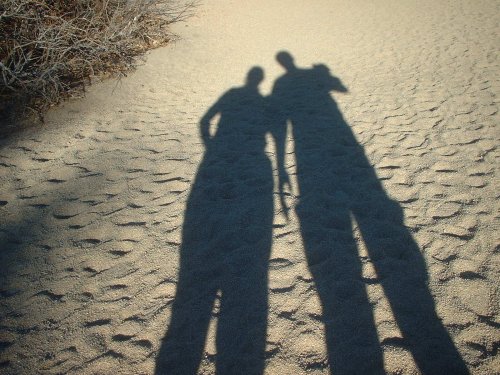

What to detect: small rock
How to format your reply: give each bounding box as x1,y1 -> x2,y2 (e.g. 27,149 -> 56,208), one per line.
291,333 -> 327,369
466,177 -> 488,188
432,161 -> 458,172
430,243 -> 458,262
447,194 -> 475,205
376,169 -> 394,180
377,159 -> 402,169
457,325 -> 499,356
151,282 -> 176,299
435,174 -> 465,186
390,187 -> 418,203
401,135 -> 427,149
303,293 -> 323,318
391,172 -> 412,185
269,273 -> 296,294
467,165 -> 493,176
66,213 -> 97,229
450,279 -> 494,317
452,259 -> 482,279
435,146 -> 458,156
46,167 -> 77,182
427,202 -> 461,219
457,216 -> 478,231
53,203 -> 87,219
447,132 -> 481,145
436,300 -> 476,327
442,225 -> 473,239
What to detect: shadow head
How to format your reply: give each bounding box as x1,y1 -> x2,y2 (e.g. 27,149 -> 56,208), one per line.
246,66 -> 264,88
276,51 -> 296,71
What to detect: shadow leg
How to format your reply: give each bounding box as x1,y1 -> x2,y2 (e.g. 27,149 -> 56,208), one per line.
216,256 -> 269,375
356,200 -> 470,375
298,202 -> 385,375
155,260 -> 218,375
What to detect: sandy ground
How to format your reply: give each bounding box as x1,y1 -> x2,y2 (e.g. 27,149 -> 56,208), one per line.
1,0 -> 499,374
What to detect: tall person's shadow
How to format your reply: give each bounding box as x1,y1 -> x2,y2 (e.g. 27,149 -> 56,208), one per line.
270,51 -> 470,375
155,67 -> 276,375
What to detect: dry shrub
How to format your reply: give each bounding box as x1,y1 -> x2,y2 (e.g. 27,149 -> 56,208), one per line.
0,0 -> 197,129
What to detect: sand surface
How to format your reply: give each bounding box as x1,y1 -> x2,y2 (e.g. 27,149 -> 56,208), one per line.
1,0 -> 499,374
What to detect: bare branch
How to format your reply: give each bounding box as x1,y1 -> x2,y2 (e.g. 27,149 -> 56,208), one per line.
0,0 -> 198,126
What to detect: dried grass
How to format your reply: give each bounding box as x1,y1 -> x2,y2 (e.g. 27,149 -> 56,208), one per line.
0,0 -> 197,129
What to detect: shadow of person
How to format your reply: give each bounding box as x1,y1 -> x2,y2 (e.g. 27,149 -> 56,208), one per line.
155,67 -> 275,375
270,51 -> 470,375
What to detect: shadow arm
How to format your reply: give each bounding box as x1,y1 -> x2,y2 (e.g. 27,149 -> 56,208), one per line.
199,98 -> 223,147
268,99 -> 290,219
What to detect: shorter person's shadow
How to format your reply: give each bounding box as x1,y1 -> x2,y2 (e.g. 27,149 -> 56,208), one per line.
155,67 -> 277,375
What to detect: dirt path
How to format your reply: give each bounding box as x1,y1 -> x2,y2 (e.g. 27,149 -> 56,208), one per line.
1,1 -> 498,374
